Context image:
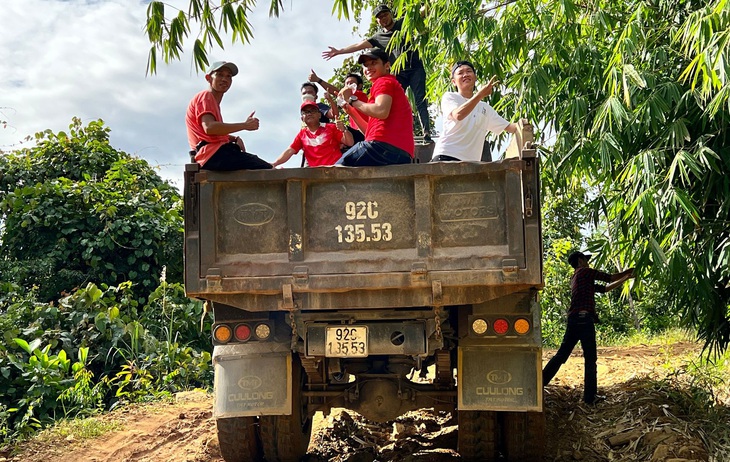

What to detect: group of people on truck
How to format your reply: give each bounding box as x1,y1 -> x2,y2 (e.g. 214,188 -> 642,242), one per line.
185,3 -> 640,409
186,4 -> 517,171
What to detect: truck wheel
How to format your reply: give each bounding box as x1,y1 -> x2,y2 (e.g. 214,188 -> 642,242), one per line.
458,410 -> 498,461
259,358 -> 312,462
502,411 -> 545,461
216,416 -> 262,462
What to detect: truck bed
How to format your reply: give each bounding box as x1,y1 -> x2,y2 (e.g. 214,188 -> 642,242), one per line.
184,141 -> 542,312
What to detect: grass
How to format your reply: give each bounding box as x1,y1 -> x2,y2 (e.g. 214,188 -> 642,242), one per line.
44,416 -> 124,440
552,326 -> 730,459
8,414 -> 126,456
599,327 -> 696,348
659,364 -> 730,461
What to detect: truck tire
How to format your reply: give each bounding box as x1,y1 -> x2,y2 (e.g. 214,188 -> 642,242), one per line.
502,411 -> 545,461
458,410 -> 498,461
259,357 -> 311,462
216,416 -> 262,462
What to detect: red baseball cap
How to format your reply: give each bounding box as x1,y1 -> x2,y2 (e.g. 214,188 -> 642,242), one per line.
300,100 -> 319,112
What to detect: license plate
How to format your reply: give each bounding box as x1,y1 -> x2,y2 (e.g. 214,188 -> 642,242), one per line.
325,326 -> 368,357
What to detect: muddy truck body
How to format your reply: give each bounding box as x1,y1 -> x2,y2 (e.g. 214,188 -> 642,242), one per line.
183,122 -> 544,461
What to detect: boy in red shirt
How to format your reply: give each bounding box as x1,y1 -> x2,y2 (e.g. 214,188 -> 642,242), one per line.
272,101 -> 354,167
185,61 -> 271,170
335,48 -> 414,166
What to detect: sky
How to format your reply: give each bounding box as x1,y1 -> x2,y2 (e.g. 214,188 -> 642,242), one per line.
0,0 -> 371,188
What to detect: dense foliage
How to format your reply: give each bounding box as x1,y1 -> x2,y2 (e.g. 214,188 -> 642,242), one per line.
144,0 -> 730,353
0,280 -> 211,442
0,121 -> 210,444
0,118 -> 184,302
415,0 -> 730,354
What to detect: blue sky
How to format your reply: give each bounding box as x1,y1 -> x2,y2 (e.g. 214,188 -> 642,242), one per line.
0,0 -> 370,187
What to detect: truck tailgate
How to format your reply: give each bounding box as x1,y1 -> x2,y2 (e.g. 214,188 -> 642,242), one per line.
184,160 -> 542,311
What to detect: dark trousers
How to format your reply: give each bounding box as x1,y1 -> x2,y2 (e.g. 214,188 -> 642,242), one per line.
396,67 -> 431,135
201,142 -> 272,171
337,141 -> 413,167
431,154 -> 461,162
542,312 -> 598,403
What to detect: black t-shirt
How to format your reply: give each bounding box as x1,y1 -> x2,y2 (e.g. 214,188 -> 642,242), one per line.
367,18 -> 423,70
317,102 -> 331,124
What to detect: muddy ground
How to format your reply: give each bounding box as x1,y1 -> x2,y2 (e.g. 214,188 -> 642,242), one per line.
8,341 -> 729,462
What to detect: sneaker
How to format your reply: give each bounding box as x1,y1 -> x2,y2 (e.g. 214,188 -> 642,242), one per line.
423,135 -> 433,144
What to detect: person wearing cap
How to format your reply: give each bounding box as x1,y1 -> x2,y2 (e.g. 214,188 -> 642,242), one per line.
308,69 -> 368,143
322,4 -> 432,143
335,48 -> 414,166
271,101 -> 354,168
542,251 -> 635,405
185,61 -> 272,170
431,61 -> 518,162
300,82 -> 337,124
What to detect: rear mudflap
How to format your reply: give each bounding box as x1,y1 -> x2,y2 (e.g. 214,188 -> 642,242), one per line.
213,343 -> 292,418
458,346 -> 542,412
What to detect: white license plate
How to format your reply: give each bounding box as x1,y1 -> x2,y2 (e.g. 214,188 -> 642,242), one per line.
325,326 -> 368,357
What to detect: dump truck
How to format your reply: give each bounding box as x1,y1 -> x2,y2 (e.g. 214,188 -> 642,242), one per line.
183,121 -> 544,462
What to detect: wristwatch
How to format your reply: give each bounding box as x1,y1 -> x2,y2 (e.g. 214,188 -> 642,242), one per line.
349,95 -> 359,104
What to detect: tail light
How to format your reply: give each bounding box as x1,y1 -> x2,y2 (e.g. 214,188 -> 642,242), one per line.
468,316 -> 533,336
514,318 -> 530,335
234,323 -> 252,342
254,322 -> 272,340
213,321 -> 272,344
213,325 -> 232,343
493,318 -> 510,335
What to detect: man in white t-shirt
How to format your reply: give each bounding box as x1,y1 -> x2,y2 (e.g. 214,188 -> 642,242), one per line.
431,61 -> 517,162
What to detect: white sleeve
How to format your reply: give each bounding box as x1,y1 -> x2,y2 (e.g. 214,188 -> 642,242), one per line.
440,92 -> 462,121
483,103 -> 510,134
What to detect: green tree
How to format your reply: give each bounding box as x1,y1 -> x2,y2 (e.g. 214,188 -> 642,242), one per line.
0,118 -> 183,302
145,0 -> 730,353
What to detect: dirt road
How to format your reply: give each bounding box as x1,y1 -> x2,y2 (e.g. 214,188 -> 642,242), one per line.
11,341 -> 727,462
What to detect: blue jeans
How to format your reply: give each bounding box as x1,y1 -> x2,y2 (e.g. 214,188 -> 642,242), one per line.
542,311 -> 598,403
337,141 -> 413,167
396,67 -> 431,135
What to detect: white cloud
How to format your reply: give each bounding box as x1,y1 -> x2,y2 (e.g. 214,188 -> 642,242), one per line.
0,0 -> 367,188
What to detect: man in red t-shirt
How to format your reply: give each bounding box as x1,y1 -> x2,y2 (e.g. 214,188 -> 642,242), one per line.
185,61 -> 271,171
272,101 -> 354,167
335,49 -> 414,166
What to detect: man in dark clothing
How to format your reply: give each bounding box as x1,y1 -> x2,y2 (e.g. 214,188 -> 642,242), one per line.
542,251 -> 634,404
322,4 -> 432,143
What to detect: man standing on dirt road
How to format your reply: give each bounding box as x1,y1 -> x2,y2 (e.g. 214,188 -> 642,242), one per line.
542,251 -> 634,405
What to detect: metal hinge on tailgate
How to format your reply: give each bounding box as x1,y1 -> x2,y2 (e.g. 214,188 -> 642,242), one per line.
411,262 -> 428,284
282,283 -> 294,310
292,266 -> 309,286
502,259 -> 519,279
525,187 -> 534,218
205,268 -> 222,292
